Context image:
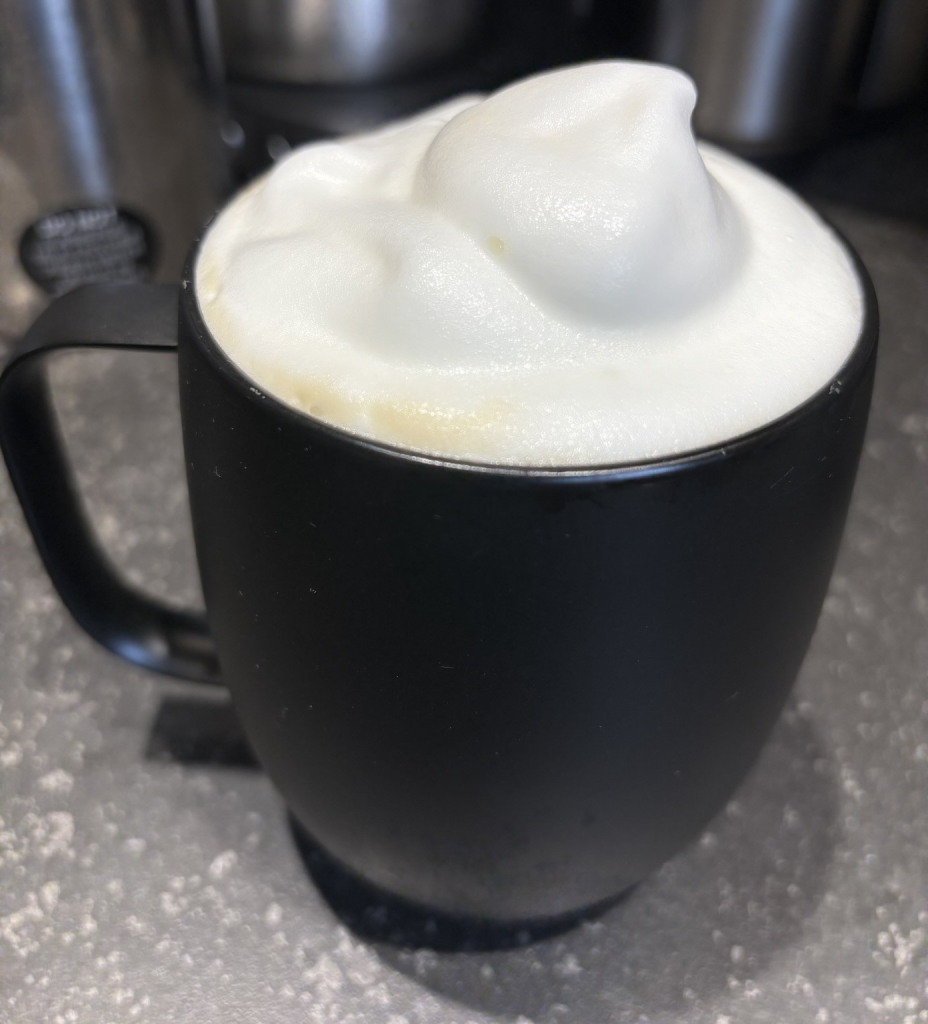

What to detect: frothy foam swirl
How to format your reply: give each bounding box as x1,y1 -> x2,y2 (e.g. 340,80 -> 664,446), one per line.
197,62 -> 863,466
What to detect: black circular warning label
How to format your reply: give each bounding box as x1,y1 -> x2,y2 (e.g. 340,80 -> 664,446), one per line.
19,205 -> 156,295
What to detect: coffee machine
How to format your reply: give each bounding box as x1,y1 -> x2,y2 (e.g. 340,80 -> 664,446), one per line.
0,0 -> 223,341
604,0 -> 928,156
190,0 -> 591,182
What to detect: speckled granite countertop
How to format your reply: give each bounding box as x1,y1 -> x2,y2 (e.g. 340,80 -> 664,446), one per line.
1,190 -> 927,1020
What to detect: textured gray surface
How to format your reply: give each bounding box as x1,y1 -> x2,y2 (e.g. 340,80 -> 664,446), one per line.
1,206 -> 927,1023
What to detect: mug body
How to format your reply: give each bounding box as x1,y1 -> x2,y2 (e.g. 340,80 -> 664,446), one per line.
177,254 -> 876,920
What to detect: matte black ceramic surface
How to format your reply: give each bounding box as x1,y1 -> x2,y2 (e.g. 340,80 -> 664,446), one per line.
0,243 -> 877,920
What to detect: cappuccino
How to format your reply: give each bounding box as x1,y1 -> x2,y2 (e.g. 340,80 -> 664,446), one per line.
196,62 -> 863,466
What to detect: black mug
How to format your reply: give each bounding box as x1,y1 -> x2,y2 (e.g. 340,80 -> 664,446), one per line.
0,239 -> 877,921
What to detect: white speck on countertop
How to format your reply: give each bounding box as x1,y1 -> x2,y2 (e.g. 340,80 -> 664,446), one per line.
863,992 -> 920,1014
553,953 -> 584,978
700,831 -> 720,851
208,850 -> 238,880
38,882 -> 59,913
1,743 -> 23,767
875,924 -> 925,974
38,770 -> 74,795
35,812 -> 75,860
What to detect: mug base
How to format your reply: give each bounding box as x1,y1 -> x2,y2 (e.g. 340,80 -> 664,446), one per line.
288,814 -> 626,951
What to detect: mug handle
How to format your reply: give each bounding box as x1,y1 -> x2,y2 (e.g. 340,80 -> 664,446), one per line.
0,283 -> 221,685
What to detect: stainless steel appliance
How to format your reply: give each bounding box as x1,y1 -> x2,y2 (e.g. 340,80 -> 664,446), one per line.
856,0 -> 928,109
647,0 -> 874,156
211,0 -> 490,85
192,0 -> 586,182
0,0 -> 222,339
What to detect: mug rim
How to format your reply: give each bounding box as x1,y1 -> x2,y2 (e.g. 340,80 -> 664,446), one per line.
179,224 -> 879,482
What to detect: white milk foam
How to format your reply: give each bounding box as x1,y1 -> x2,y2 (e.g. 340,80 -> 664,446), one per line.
197,62 -> 863,466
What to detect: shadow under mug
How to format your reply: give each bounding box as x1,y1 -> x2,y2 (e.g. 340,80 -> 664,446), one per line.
0,239 -> 877,922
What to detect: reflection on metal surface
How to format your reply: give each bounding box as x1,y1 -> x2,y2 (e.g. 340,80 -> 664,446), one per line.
211,0 -> 489,85
26,0 -> 110,198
